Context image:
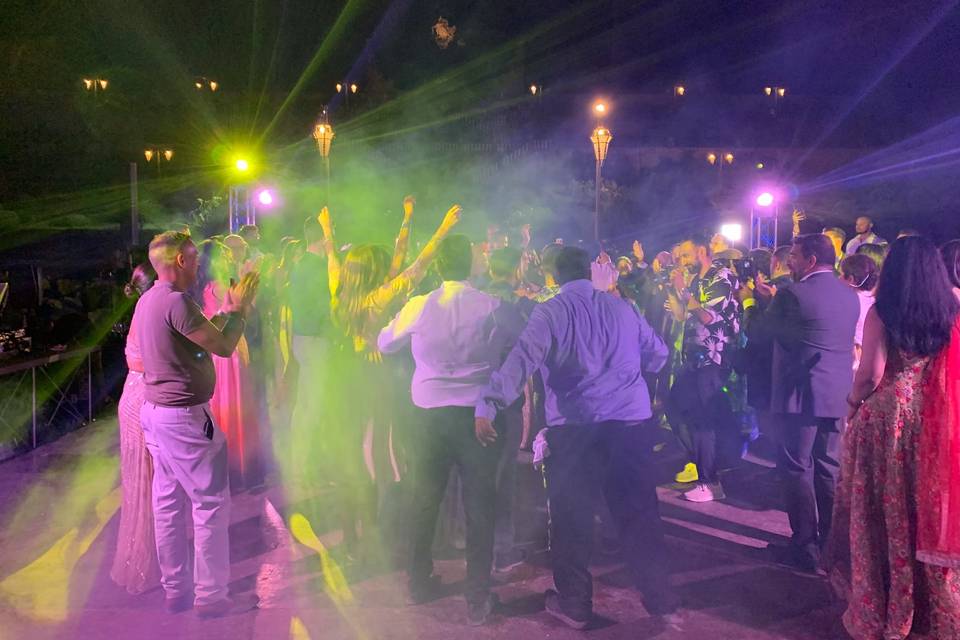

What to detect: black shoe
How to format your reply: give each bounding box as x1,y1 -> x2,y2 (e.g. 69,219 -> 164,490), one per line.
467,593 -> 499,626
163,593 -> 193,614
494,548 -> 527,573
544,589 -> 590,630
769,544 -> 824,576
643,592 -> 680,616
406,575 -> 442,605
195,594 -> 260,619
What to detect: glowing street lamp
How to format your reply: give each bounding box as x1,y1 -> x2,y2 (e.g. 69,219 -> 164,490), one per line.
593,101 -> 607,116
756,191 -> 775,207
706,151 -> 734,167
764,86 -> 787,113
335,82 -> 359,104
590,124 -> 613,245
313,111 -> 335,203
82,77 -> 109,92
529,84 -> 541,96
674,85 -> 686,97
143,147 -> 174,176
194,77 -> 218,92
235,158 -> 250,172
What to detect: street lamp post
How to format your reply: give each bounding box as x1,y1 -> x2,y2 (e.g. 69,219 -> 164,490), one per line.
313,111 -> 335,204
335,82 -> 359,106
82,77 -> 109,93
194,77 -> 219,92
590,124 -> 612,247
143,147 -> 174,178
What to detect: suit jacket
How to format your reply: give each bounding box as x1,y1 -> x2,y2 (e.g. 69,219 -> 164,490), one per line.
758,270 -> 859,418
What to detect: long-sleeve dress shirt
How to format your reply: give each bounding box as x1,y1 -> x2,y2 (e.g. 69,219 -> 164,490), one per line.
378,281 -> 524,409
475,279 -> 668,425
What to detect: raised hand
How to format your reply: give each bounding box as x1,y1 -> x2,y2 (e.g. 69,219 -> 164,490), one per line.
632,240 -> 645,263
227,271 -> 260,314
520,224 -> 532,249
403,196 -> 416,218
318,206 -> 332,231
440,204 -> 462,232
792,209 -> 806,224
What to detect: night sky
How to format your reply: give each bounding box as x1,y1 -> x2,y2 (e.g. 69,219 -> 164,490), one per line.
2,0 -> 959,242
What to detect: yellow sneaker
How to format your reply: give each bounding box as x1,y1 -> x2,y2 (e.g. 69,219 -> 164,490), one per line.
675,462 -> 699,484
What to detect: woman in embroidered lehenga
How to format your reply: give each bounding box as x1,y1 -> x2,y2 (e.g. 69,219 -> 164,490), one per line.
110,263 -> 161,594
827,236 -> 960,639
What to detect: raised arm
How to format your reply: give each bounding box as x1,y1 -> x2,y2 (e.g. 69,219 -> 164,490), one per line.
366,204 -> 462,315
317,207 -> 341,295
388,196 -> 416,279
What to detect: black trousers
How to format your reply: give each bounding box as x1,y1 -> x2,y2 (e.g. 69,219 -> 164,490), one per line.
408,406 -> 503,605
776,414 -> 843,562
544,422 -> 675,617
667,364 -> 739,483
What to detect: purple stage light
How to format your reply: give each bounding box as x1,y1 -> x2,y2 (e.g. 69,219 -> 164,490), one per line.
755,192 -> 774,207
257,189 -> 274,206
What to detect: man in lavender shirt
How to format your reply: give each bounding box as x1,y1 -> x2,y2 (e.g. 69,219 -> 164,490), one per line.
475,246 -> 676,629
378,234 -> 524,626
134,231 -> 259,618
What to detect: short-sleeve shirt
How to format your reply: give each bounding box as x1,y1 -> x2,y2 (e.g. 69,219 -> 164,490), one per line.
134,281 -> 215,406
683,262 -> 741,368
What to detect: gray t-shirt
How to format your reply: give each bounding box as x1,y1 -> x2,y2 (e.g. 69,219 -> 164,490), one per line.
134,281 -> 215,406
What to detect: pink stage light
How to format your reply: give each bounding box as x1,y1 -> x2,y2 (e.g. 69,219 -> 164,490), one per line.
755,192 -> 774,207
257,189 -> 274,206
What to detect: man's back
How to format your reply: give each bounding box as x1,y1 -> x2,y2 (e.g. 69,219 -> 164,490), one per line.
525,280 -> 667,425
770,271 -> 859,417
379,281 -> 521,408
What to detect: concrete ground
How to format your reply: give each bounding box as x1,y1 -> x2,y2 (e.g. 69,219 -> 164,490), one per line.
0,416 -> 852,640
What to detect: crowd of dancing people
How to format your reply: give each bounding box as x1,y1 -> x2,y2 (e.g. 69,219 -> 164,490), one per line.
109,198 -> 959,636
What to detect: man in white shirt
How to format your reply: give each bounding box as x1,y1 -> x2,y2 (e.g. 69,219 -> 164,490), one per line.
378,234 -> 524,626
844,216 -> 887,256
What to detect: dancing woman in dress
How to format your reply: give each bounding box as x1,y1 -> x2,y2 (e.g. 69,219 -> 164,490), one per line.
318,198 -> 462,552
196,239 -> 264,490
111,262 -> 161,594
829,236 -> 960,639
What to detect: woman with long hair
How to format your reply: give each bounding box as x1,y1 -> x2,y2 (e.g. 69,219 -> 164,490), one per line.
317,199 -> 462,554
828,236 -> 960,639
111,262 -> 161,594
196,239 -> 264,491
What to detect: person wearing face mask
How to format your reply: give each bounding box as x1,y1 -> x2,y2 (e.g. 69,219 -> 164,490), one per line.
839,254 -> 879,372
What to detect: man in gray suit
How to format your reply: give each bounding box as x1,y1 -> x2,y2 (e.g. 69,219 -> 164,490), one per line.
742,234 -> 858,572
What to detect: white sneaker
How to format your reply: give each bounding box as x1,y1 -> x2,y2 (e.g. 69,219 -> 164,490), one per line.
682,482 -> 724,503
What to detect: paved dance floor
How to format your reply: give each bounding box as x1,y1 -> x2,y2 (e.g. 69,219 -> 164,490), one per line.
0,416 -> 848,639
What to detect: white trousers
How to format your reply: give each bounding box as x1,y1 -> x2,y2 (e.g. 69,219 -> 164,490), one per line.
140,401 -> 231,605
